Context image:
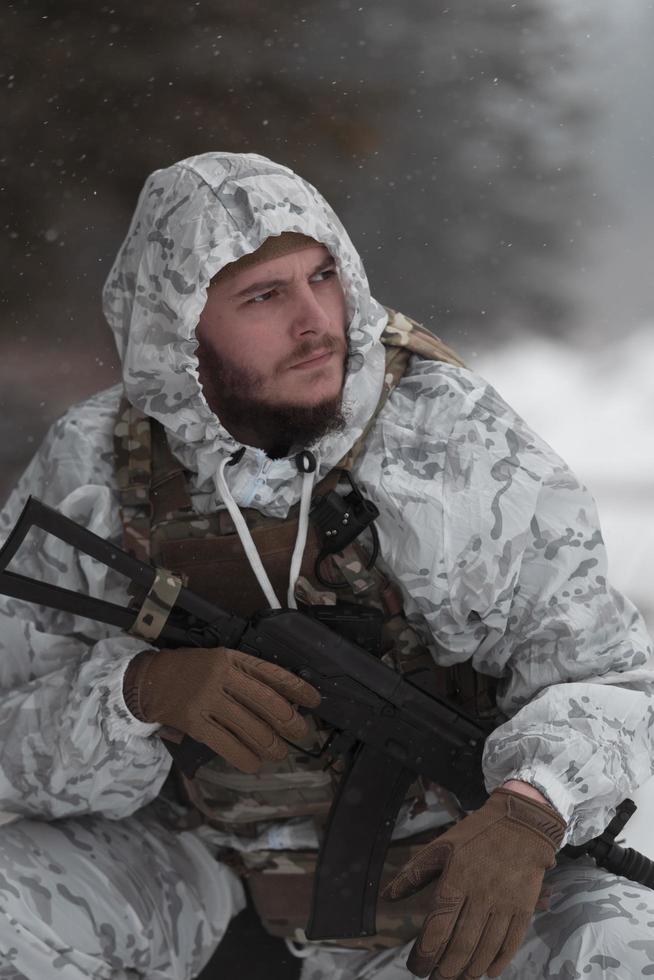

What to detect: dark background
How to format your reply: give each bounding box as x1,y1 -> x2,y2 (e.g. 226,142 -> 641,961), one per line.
1,0 -> 599,500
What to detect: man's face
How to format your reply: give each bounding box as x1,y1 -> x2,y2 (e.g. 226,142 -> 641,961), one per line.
195,243 -> 349,452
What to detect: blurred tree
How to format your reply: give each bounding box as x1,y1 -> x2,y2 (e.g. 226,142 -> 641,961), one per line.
1,0 -> 594,336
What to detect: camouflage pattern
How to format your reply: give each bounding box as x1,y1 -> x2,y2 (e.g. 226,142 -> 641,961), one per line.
0,816 -> 652,980
0,150 -> 651,975
125,419 -> 478,945
114,399 -> 154,562
295,855 -> 654,978
381,308 -> 466,368
0,806 -> 244,980
242,832 -> 454,951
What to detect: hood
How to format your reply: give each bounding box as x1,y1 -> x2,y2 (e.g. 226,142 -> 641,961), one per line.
102,151 -> 388,518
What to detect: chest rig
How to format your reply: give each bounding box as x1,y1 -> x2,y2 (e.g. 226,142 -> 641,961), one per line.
114,308 -> 500,949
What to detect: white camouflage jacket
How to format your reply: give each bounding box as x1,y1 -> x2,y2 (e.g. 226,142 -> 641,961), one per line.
1,152 -> 652,846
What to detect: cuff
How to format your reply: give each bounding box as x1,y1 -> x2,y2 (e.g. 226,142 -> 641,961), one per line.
102,649 -> 163,742
484,764 -> 577,845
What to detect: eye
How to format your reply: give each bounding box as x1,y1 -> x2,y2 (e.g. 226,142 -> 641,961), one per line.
249,289 -> 275,304
310,268 -> 336,283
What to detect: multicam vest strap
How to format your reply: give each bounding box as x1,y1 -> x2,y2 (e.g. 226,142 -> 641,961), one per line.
114,308 -> 497,950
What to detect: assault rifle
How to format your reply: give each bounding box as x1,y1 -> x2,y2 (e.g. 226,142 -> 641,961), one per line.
1,498 -> 652,939
0,496 -> 490,940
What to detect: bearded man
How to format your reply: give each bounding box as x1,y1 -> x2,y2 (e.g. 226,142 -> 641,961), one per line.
0,151 -> 652,980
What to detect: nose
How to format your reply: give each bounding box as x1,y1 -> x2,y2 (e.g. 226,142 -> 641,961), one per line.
288,282 -> 332,337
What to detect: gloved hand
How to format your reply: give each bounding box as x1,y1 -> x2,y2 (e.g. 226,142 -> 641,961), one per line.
123,646 -> 321,773
382,787 -> 566,979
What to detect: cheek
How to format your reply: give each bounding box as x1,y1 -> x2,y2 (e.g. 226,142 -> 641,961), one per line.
199,318 -> 255,366
330,284 -> 348,333
236,329 -> 284,374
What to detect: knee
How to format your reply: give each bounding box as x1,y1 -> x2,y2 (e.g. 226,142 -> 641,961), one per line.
534,861 -> 654,978
0,853 -> 65,979
0,816 -> 246,980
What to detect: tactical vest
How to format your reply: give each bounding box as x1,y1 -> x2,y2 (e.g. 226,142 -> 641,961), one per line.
114,308 -> 500,950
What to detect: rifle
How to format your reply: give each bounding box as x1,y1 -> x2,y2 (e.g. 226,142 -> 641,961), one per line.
1,498 -> 653,937
0,496 -> 490,940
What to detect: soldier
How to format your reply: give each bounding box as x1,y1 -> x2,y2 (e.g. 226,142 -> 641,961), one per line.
0,151 -> 652,980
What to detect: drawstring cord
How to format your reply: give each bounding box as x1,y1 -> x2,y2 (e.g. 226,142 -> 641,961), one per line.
287,451 -> 317,609
216,454 -> 281,610
216,449 -> 317,611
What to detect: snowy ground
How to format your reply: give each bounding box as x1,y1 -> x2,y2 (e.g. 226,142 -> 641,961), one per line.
474,328 -> 654,858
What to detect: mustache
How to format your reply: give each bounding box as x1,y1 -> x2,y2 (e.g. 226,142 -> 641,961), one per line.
281,334 -> 346,370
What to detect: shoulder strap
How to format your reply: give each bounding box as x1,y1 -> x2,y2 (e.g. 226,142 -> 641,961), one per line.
114,393 -> 194,558
382,307 -> 466,368
335,307 -> 465,471
114,397 -> 152,508
114,396 -> 155,561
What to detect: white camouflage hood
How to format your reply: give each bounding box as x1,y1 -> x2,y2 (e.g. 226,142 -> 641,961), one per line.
102,152 -> 388,518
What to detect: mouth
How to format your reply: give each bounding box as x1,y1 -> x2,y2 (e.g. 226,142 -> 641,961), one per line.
289,349 -> 334,370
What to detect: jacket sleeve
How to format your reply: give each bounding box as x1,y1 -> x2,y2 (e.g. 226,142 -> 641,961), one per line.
0,391 -> 171,821
437,374 -> 654,844
363,361 -> 653,845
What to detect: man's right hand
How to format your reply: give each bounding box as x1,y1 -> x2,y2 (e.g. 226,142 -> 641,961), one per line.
122,646 -> 322,773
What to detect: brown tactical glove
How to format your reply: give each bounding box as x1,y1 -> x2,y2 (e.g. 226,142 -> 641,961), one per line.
123,646 -> 321,773
382,788 -> 566,980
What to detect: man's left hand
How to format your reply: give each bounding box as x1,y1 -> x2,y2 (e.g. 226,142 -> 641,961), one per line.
381,788 -> 566,979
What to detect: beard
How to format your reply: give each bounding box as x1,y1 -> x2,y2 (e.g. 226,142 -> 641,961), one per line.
196,334 -> 349,456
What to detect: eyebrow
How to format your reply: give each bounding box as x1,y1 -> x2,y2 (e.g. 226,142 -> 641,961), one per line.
230,257 -> 336,300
